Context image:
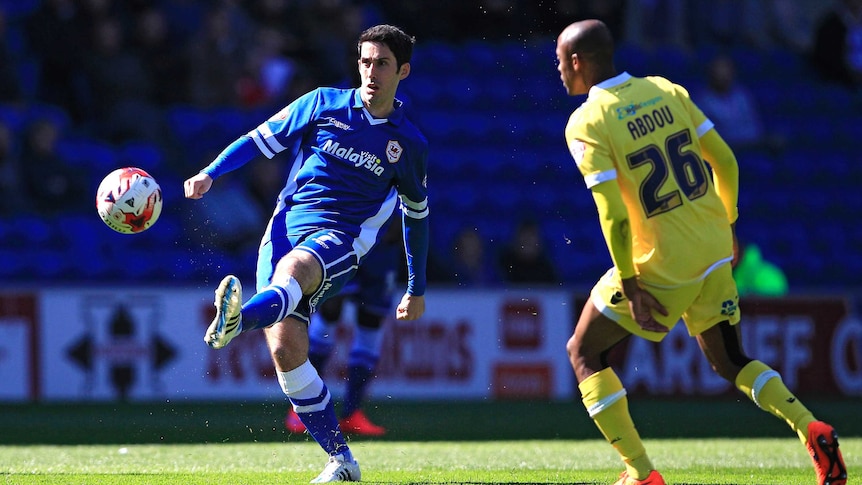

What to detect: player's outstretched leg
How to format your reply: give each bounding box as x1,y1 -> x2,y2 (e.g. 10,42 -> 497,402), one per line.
205,275 -> 243,349
311,454 -> 361,483
734,361 -> 846,485
806,421 -> 847,485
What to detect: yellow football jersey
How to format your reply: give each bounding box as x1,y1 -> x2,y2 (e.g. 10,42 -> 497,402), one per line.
566,72 -> 734,287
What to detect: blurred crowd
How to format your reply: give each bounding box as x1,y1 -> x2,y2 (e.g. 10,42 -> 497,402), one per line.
0,0 -> 858,289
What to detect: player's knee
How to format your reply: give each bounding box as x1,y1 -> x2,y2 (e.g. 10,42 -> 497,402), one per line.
565,334 -> 582,363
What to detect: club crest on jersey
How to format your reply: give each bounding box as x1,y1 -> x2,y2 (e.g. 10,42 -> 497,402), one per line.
386,140 -> 403,163
321,139 -> 384,176
268,106 -> 290,121
570,140 -> 586,165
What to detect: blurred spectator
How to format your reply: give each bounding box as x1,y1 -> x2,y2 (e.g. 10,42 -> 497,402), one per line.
623,0 -> 689,49
20,118 -> 88,215
695,54 -> 782,153
811,0 -> 862,89
305,0 -> 366,86
132,6 -> 189,106
0,122 -> 27,216
733,243 -> 789,297
25,0 -> 89,121
451,226 -> 501,287
185,5 -> 247,108
238,26 -> 300,108
83,17 -> 163,142
0,9 -> 23,103
497,218 -> 558,285
245,156 -> 285,215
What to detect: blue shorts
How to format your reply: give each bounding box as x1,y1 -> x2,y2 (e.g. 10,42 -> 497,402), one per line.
256,229 -> 360,323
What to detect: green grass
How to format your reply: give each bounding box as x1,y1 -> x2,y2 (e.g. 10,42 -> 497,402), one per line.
1,438 -> 858,484
0,399 -> 858,483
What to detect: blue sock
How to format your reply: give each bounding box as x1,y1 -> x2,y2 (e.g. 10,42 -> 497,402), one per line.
241,279 -> 302,331
279,361 -> 352,460
292,393 -> 352,460
343,326 -> 381,417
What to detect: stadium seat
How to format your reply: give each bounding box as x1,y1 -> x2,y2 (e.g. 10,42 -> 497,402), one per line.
55,137 -> 118,174
0,103 -> 27,134
27,102 -> 71,132
118,141 -> 165,173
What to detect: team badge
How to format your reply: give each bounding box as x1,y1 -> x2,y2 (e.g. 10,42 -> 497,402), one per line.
268,106 -> 290,122
386,140 -> 403,163
570,140 -> 586,165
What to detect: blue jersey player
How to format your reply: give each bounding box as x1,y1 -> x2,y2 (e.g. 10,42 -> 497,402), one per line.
286,217 -> 401,437
183,24 -> 428,483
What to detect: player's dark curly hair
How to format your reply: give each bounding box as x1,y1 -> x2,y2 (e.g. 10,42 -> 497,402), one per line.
357,24 -> 415,68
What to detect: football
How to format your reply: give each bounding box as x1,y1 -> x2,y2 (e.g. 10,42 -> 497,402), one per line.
95,167 -> 163,234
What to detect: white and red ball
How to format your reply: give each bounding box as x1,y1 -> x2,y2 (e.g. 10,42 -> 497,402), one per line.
95,167 -> 162,234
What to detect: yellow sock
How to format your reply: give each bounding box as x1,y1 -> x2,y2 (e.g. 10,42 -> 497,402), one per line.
580,368 -> 654,480
735,360 -> 816,443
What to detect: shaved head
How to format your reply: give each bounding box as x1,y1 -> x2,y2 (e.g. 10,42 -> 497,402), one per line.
555,19 -> 616,95
558,19 -> 614,64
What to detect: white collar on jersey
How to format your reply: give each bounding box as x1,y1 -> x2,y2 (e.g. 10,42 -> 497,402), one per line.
362,106 -> 389,125
588,71 -> 632,98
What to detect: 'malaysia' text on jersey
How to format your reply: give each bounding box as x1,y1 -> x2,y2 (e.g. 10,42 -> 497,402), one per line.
321,139 -> 385,176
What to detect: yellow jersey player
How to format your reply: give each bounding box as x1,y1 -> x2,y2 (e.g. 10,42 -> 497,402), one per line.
556,19 -> 846,485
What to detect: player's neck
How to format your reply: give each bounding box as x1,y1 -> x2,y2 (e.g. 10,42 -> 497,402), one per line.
364,101 -> 395,119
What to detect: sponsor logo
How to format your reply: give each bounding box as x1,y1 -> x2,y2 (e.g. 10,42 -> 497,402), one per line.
615,96 -> 663,119
309,281 -> 333,308
386,140 -> 403,163
311,231 -> 344,249
319,116 -> 352,131
721,298 -> 738,317
321,139 -> 384,176
610,291 -> 625,305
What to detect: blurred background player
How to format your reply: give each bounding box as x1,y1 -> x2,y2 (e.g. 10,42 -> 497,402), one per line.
556,19 -> 846,485
286,218 -> 401,436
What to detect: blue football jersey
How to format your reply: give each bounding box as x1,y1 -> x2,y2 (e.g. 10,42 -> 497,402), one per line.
202,87 -> 429,293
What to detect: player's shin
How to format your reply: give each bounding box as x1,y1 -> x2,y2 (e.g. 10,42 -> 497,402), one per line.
735,360 -> 815,443
240,278 -> 303,331
579,368 -> 655,480
279,360 -> 353,460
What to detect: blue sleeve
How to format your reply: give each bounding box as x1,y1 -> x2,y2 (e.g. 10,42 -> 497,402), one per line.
200,136 -> 260,180
402,209 -> 429,296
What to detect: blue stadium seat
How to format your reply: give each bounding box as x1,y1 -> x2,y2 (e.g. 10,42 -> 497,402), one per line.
118,141 -> 164,173
56,137 -> 118,174
27,102 -> 71,132
0,103 -> 26,134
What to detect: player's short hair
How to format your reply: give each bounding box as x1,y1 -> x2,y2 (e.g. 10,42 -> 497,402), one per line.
358,24 -> 415,68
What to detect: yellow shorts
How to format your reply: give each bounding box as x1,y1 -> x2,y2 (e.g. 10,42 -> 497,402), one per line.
590,264 -> 741,342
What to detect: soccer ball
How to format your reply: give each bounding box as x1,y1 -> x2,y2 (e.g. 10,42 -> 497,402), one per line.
95,167 -> 163,234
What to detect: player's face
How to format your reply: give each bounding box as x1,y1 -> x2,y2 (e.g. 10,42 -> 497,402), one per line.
555,38 -> 585,96
358,41 -> 410,114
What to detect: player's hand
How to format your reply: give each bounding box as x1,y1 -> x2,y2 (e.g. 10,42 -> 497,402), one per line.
730,222 -> 740,268
396,293 -> 425,321
184,173 -> 213,199
621,276 -> 669,333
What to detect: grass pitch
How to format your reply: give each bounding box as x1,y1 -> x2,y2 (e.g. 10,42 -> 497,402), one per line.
0,399 -> 857,484
1,438 -> 858,484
